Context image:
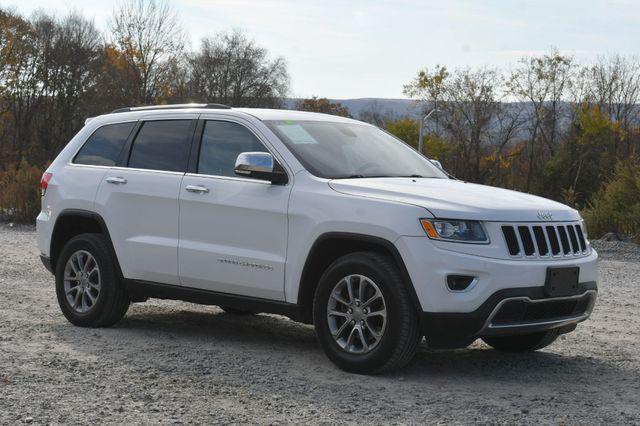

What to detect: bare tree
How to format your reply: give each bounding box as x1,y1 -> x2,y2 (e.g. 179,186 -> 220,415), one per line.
358,100 -> 397,127
404,65 -> 523,183
31,12 -> 103,162
108,0 -> 185,104
187,30 -> 289,107
507,49 -> 574,190
581,55 -> 640,131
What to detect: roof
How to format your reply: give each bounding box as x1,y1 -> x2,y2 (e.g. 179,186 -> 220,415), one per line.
93,104 -> 362,125
233,108 -> 359,123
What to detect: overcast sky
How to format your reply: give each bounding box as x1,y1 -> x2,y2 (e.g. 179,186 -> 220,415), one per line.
7,0 -> 640,99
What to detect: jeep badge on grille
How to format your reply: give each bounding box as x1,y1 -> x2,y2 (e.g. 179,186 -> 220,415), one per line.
537,211 -> 553,221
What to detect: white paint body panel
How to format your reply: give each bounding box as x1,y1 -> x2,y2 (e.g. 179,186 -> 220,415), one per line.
178,173 -> 291,300
94,168 -> 183,285
329,178 -> 581,222
37,107 -> 599,317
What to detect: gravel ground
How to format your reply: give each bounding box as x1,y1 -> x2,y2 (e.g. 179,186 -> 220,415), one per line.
591,239 -> 640,262
1,226 -> 639,424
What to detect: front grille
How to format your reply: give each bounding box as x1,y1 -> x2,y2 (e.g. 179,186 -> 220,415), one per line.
500,222 -> 588,258
491,294 -> 592,325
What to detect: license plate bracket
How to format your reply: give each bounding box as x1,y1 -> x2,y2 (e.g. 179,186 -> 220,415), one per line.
545,267 -> 580,297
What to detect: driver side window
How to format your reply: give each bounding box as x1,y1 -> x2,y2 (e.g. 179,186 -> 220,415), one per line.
198,120 -> 268,177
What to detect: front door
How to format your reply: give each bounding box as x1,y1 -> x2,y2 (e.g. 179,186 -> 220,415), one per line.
178,118 -> 291,300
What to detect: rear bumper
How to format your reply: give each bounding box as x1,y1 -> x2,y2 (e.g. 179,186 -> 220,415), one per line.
421,281 -> 597,349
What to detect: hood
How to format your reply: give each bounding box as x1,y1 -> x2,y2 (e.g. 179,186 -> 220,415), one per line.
329,178 -> 580,222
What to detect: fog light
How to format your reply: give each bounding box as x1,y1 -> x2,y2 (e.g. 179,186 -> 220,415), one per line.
446,275 -> 476,291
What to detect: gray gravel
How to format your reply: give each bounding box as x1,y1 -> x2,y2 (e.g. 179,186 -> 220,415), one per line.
591,239 -> 640,262
1,226 -> 639,424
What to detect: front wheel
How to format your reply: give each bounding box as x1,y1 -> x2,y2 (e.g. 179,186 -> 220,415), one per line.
313,252 -> 421,374
482,330 -> 559,352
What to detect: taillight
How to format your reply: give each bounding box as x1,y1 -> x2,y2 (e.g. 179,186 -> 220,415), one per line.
41,172 -> 53,196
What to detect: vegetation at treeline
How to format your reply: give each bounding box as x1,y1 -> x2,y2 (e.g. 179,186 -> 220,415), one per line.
0,1 -> 638,242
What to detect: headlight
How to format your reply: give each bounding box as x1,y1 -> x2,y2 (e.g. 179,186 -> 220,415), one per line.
420,219 -> 489,243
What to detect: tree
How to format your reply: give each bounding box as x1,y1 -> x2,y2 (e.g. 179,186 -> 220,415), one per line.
544,105 -> 621,205
583,157 -> 640,242
187,31 -> 289,107
296,97 -> 351,117
403,64 -> 448,114
0,8 -> 37,162
108,0 -> 185,104
404,66 -> 522,183
507,49 -> 574,190
358,100 -> 396,127
30,12 -> 103,163
385,117 -> 449,160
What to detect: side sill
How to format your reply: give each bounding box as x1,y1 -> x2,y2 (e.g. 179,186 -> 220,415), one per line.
124,280 -> 304,322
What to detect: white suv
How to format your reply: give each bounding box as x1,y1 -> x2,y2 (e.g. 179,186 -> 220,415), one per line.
37,104 -> 598,374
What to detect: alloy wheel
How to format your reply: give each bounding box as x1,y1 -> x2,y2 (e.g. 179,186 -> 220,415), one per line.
327,274 -> 387,354
63,250 -> 101,314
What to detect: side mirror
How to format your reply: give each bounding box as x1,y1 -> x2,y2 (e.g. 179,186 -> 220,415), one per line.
430,159 -> 443,170
234,152 -> 288,185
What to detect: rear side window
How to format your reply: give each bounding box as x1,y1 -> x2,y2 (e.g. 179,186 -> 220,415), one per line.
128,120 -> 192,172
74,122 -> 135,166
198,120 -> 268,177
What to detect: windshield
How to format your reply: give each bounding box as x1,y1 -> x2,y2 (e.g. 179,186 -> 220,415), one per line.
265,120 -> 448,179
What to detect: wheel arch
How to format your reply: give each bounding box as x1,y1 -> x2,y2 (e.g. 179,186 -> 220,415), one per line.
50,209 -> 121,277
296,232 -> 422,324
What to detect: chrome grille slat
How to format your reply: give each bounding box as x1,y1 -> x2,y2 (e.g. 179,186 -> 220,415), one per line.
501,222 -> 589,259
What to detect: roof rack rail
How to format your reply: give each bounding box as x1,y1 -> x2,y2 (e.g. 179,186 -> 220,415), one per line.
111,103 -> 231,114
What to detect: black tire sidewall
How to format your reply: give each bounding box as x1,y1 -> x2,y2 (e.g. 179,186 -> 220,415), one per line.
313,253 -> 409,373
55,234 -> 118,327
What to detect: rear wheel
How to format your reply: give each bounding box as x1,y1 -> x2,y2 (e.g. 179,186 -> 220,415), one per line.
313,252 -> 421,374
55,233 -> 130,327
482,330 -> 559,352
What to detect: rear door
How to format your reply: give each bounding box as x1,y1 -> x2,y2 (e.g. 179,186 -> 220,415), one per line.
178,117 -> 291,300
95,116 -> 196,285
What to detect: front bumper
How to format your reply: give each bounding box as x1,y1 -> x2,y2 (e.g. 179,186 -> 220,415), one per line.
395,236 -> 599,312
421,281 -> 597,348
394,235 -> 599,348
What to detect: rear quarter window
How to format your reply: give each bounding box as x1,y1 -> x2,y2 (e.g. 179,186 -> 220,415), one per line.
73,122 -> 136,166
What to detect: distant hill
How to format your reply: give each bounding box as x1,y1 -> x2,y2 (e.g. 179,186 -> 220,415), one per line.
285,98 -> 422,119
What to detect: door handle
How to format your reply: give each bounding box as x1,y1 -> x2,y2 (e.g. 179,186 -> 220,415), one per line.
185,185 -> 210,194
106,176 -> 127,185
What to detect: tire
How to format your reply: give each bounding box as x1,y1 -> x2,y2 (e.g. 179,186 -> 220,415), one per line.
313,252 -> 421,374
482,330 -> 559,352
219,306 -> 254,315
55,233 -> 130,327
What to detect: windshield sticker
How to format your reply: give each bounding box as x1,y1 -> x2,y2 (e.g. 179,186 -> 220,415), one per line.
277,124 -> 318,144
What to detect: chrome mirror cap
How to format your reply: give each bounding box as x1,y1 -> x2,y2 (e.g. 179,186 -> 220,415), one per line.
234,152 -> 287,184
235,152 -> 274,175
